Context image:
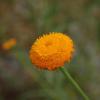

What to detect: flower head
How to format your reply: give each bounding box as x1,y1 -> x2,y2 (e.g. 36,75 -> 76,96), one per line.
29,32 -> 74,70
2,38 -> 16,50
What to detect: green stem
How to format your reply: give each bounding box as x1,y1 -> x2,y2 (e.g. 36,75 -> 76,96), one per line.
59,67 -> 90,100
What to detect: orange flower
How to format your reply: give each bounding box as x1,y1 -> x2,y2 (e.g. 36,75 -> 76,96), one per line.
29,32 -> 74,70
2,38 -> 16,50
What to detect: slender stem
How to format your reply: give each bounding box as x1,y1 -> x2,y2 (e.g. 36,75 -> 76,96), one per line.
59,67 -> 90,100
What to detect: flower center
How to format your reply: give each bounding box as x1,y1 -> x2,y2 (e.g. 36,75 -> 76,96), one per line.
45,41 -> 52,47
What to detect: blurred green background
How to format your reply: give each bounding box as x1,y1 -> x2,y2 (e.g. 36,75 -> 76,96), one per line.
0,0 -> 100,100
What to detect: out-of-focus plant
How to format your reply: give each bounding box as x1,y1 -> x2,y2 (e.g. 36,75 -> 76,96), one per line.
2,38 -> 16,50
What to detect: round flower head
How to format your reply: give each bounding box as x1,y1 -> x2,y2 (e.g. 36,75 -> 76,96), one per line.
29,32 -> 74,70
